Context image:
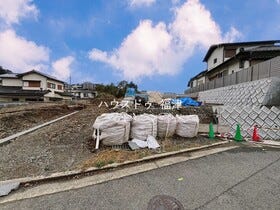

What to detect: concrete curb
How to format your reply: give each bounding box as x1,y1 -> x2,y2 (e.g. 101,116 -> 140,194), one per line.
0,111 -> 79,146
0,140 -> 230,187
246,140 -> 280,147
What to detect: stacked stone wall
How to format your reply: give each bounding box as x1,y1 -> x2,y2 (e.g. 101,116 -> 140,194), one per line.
198,77 -> 280,106
197,77 -> 280,140
218,106 -> 280,140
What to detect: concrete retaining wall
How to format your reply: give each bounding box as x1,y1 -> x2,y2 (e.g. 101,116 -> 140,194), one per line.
218,106 -> 280,140
198,77 -> 280,106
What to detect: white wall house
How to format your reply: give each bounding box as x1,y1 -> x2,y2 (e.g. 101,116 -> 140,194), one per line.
188,40 -> 280,89
67,82 -> 97,99
203,40 -> 280,80
0,70 -> 72,102
19,71 -> 64,92
207,47 -> 224,71
0,74 -> 22,87
188,70 -> 207,88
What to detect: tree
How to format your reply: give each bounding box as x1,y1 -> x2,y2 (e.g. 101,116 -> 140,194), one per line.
0,66 -> 12,75
127,81 -> 138,92
94,81 -> 139,98
117,80 -> 128,89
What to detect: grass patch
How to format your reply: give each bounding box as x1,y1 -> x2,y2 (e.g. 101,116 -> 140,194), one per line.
108,159 -> 115,164
95,161 -> 106,168
79,136 -> 224,171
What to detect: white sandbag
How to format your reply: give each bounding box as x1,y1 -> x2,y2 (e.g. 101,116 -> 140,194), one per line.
175,115 -> 199,138
93,112 -> 132,146
130,114 -> 157,141
157,114 -> 177,138
147,135 -> 160,149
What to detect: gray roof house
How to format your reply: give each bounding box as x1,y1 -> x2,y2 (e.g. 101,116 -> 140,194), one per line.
0,70 -> 72,102
187,40 -> 280,91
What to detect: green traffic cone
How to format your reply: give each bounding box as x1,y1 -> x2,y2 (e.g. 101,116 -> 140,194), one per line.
234,124 -> 243,142
209,122 -> 215,139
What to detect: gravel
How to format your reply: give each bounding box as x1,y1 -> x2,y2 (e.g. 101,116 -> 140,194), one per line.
0,104 -> 108,181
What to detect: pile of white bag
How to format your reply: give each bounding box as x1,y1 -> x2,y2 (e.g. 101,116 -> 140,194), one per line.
92,112 -> 200,147
130,114 -> 157,140
175,115 -> 199,138
92,112 -> 132,146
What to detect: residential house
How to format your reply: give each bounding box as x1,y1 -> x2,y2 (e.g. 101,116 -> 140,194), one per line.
0,70 -> 72,102
188,40 -> 280,88
187,70 -> 207,88
67,82 -> 97,99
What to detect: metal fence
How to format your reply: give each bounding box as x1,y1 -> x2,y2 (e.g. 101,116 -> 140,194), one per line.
185,56 -> 280,94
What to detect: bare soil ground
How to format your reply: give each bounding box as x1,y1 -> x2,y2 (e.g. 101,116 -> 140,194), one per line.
0,103 -> 80,139
114,105 -> 217,124
0,101 -> 221,181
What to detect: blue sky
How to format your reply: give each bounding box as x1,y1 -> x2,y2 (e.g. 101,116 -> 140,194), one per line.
0,0 -> 280,93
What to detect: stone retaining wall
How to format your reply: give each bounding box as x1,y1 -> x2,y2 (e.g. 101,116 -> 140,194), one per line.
197,77 -> 280,140
198,77 -> 280,106
218,106 -> 280,140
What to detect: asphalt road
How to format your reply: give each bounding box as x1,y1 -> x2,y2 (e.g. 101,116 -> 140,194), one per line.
1,146 -> 280,210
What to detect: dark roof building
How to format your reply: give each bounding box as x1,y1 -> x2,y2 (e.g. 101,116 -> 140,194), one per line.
203,40 -> 280,62
0,70 -> 71,102
186,40 -> 280,90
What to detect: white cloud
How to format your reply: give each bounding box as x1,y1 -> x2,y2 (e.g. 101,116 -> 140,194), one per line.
170,0 -> 241,48
89,49 -> 108,62
128,0 -> 156,7
0,1 -> 78,82
89,20 -> 183,80
171,0 -> 222,48
276,0 -> 280,4
0,29 -> 49,72
51,56 -> 74,81
223,27 -> 242,43
89,0 -> 242,80
0,0 -> 39,25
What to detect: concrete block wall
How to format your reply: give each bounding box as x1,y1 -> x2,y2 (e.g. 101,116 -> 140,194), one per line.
218,106 -> 280,140
198,77 -> 280,106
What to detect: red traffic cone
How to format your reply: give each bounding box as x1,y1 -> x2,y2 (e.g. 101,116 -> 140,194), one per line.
252,125 -> 260,142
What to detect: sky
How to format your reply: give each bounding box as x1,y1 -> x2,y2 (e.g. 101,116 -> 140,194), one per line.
0,0 -> 280,93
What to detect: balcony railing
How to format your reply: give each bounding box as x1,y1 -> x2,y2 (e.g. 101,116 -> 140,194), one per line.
185,56 -> 280,94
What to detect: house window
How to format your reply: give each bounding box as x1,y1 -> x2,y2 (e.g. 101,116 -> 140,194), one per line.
28,81 -> 40,87
57,84 -> 63,90
213,58 -> 217,64
225,49 -> 236,58
239,60 -> 245,68
217,72 -> 223,78
0,79 -> 2,86
47,82 -> 56,89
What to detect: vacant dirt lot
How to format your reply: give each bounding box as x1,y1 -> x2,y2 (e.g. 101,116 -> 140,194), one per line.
0,101 -> 220,181
0,103 -> 77,139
